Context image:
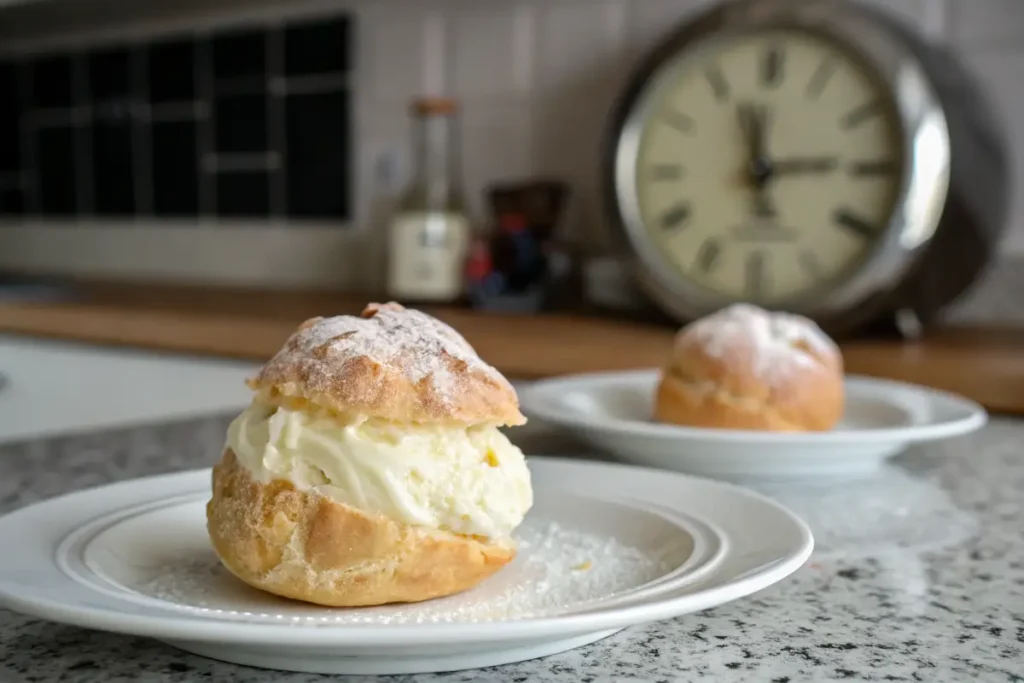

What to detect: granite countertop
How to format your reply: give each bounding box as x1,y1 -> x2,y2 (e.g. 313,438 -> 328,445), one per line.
1,415 -> 1023,683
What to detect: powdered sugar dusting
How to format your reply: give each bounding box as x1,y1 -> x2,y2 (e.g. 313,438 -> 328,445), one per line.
682,304 -> 839,385
261,303 -> 504,407
134,519 -> 687,624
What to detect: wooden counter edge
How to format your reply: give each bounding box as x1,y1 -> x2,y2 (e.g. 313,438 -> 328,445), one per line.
0,301 -> 1022,415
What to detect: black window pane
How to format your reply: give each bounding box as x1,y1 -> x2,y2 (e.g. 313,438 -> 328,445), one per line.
36,126 -> 77,215
285,90 -> 348,219
214,93 -> 268,152
284,17 -> 350,75
151,120 -> 199,216
0,62 -> 22,171
0,131 -> 19,172
212,29 -> 266,82
216,171 -> 269,216
147,38 -> 196,104
91,114 -> 135,215
31,55 -> 75,108
0,189 -> 24,216
88,47 -> 132,101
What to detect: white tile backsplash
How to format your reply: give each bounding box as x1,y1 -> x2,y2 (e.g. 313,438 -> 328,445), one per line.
625,0 -> 709,57
961,48 -> 1024,251
450,6 -> 530,98
535,2 -> 628,97
460,99 -> 535,214
529,91 -> 612,245
364,7 -> 439,101
948,0 -> 1024,47
860,0 -> 938,34
1,0 -> 1023,290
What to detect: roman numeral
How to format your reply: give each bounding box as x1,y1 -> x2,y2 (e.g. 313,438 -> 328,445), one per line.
848,159 -> 898,177
695,238 -> 721,273
762,44 -> 784,88
833,208 -> 877,238
841,100 -> 882,129
806,56 -> 838,99
745,251 -> 768,298
704,64 -> 730,103
664,110 -> 695,133
651,164 -> 685,181
660,203 -> 691,231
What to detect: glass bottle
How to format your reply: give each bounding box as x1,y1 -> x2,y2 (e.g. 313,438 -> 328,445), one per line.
385,97 -> 471,304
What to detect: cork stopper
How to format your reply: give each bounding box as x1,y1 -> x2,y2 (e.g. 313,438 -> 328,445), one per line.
411,96 -> 458,116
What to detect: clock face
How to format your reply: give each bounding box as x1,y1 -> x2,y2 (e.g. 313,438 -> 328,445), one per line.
632,29 -> 904,306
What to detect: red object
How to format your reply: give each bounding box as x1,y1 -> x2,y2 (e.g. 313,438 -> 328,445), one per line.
465,239 -> 493,282
499,213 -> 528,233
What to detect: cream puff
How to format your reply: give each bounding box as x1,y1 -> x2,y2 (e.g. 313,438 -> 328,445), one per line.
206,302 -> 533,607
654,304 -> 844,432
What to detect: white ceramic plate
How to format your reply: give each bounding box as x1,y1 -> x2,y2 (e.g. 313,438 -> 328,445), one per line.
0,459 -> 811,676
519,370 -> 987,480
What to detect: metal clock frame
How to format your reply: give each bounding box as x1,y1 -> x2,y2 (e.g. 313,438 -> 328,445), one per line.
606,0 -> 952,332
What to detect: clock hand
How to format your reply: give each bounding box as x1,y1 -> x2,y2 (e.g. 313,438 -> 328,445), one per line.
772,157 -> 839,175
752,193 -> 777,219
737,103 -> 774,188
737,103 -> 755,159
737,102 -> 770,187
737,102 -> 777,218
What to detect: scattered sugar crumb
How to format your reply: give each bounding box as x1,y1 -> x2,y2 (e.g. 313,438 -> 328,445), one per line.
136,519 -> 687,625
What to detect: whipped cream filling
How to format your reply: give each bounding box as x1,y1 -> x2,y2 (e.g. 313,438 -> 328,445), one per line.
226,401 -> 533,540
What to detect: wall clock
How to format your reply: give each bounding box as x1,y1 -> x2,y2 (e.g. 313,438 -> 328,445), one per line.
604,0 -> 1010,337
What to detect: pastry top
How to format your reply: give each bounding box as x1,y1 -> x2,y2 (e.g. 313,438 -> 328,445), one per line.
249,302 -> 525,426
667,303 -> 842,397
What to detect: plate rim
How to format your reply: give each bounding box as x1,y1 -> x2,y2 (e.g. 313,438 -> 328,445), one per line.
0,458 -> 813,646
519,369 -> 988,446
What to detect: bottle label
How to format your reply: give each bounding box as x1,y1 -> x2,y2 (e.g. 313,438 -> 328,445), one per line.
387,212 -> 470,301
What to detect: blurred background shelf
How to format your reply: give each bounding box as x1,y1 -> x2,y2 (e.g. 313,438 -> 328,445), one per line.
1,281 -> 1022,415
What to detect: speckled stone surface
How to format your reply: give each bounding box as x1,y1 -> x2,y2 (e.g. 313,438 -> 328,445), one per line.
1,414 -> 1023,683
